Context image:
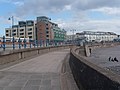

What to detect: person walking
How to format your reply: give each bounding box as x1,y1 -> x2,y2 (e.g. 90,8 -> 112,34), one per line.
111,58 -> 114,62
114,57 -> 118,62
108,57 -> 111,61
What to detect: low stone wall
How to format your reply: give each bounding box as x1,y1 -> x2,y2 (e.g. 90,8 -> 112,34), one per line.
0,46 -> 70,65
69,47 -> 120,90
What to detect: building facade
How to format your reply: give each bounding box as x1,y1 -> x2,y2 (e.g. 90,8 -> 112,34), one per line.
52,23 -> 66,42
5,16 -> 66,43
75,31 -> 118,42
5,20 -> 36,40
36,16 -> 66,43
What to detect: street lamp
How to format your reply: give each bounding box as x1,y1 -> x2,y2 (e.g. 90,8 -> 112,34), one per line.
8,16 -> 14,42
70,29 -> 76,45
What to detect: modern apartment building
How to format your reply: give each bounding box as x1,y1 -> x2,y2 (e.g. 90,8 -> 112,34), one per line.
75,31 -> 118,42
5,20 -> 36,40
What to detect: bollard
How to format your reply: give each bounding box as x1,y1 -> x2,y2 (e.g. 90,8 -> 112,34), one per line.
33,40 -> 36,48
18,38 -> 21,49
47,40 -> 49,47
2,36 -> 5,51
29,38 -> 32,48
12,37 -> 15,50
46,40 -> 47,47
23,38 -> 26,49
42,40 -> 45,47
36,40 -> 38,47
40,40 -> 42,47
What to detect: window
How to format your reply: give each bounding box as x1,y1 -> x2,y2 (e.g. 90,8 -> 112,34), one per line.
6,30 -> 9,32
27,22 -> 33,26
28,28 -> 32,31
46,31 -> 49,34
13,33 -> 16,36
46,28 -> 49,30
12,30 -> 16,32
20,25 -> 25,27
46,35 -> 49,37
20,29 -> 24,32
46,23 -> 48,26
28,32 -> 32,35
6,34 -> 9,36
29,36 -> 32,38
20,33 -> 24,35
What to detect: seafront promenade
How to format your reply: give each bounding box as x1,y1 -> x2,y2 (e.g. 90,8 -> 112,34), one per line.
0,49 -> 75,90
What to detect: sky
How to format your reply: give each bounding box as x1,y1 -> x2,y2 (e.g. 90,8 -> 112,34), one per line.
0,0 -> 120,36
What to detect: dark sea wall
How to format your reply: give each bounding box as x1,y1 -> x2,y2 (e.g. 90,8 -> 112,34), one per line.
69,47 -> 120,90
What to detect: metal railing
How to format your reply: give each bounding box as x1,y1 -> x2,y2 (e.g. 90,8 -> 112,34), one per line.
0,36 -> 69,52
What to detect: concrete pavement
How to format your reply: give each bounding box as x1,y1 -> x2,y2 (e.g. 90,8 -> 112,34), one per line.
0,49 -> 70,90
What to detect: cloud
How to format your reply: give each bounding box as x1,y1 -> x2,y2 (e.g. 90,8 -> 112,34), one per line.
14,0 -> 72,16
2,0 -> 120,35
0,15 -> 24,25
55,18 -> 120,35
13,1 -> 24,6
71,0 -> 120,11
92,7 -> 120,16
11,0 -> 120,17
0,0 -> 24,5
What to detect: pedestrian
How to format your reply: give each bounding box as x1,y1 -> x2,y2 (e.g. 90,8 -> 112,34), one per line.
111,58 -> 114,62
89,48 -> 92,54
114,57 -> 118,62
108,57 -> 111,61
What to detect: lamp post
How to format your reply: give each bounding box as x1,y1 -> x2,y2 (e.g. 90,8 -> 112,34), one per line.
70,29 -> 76,45
8,16 -> 14,42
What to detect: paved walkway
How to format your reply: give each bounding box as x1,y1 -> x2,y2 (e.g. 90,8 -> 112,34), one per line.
0,49 -> 70,90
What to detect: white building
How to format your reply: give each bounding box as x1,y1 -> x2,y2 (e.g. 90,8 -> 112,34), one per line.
65,35 -> 75,41
5,20 -> 36,40
75,31 -> 118,42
